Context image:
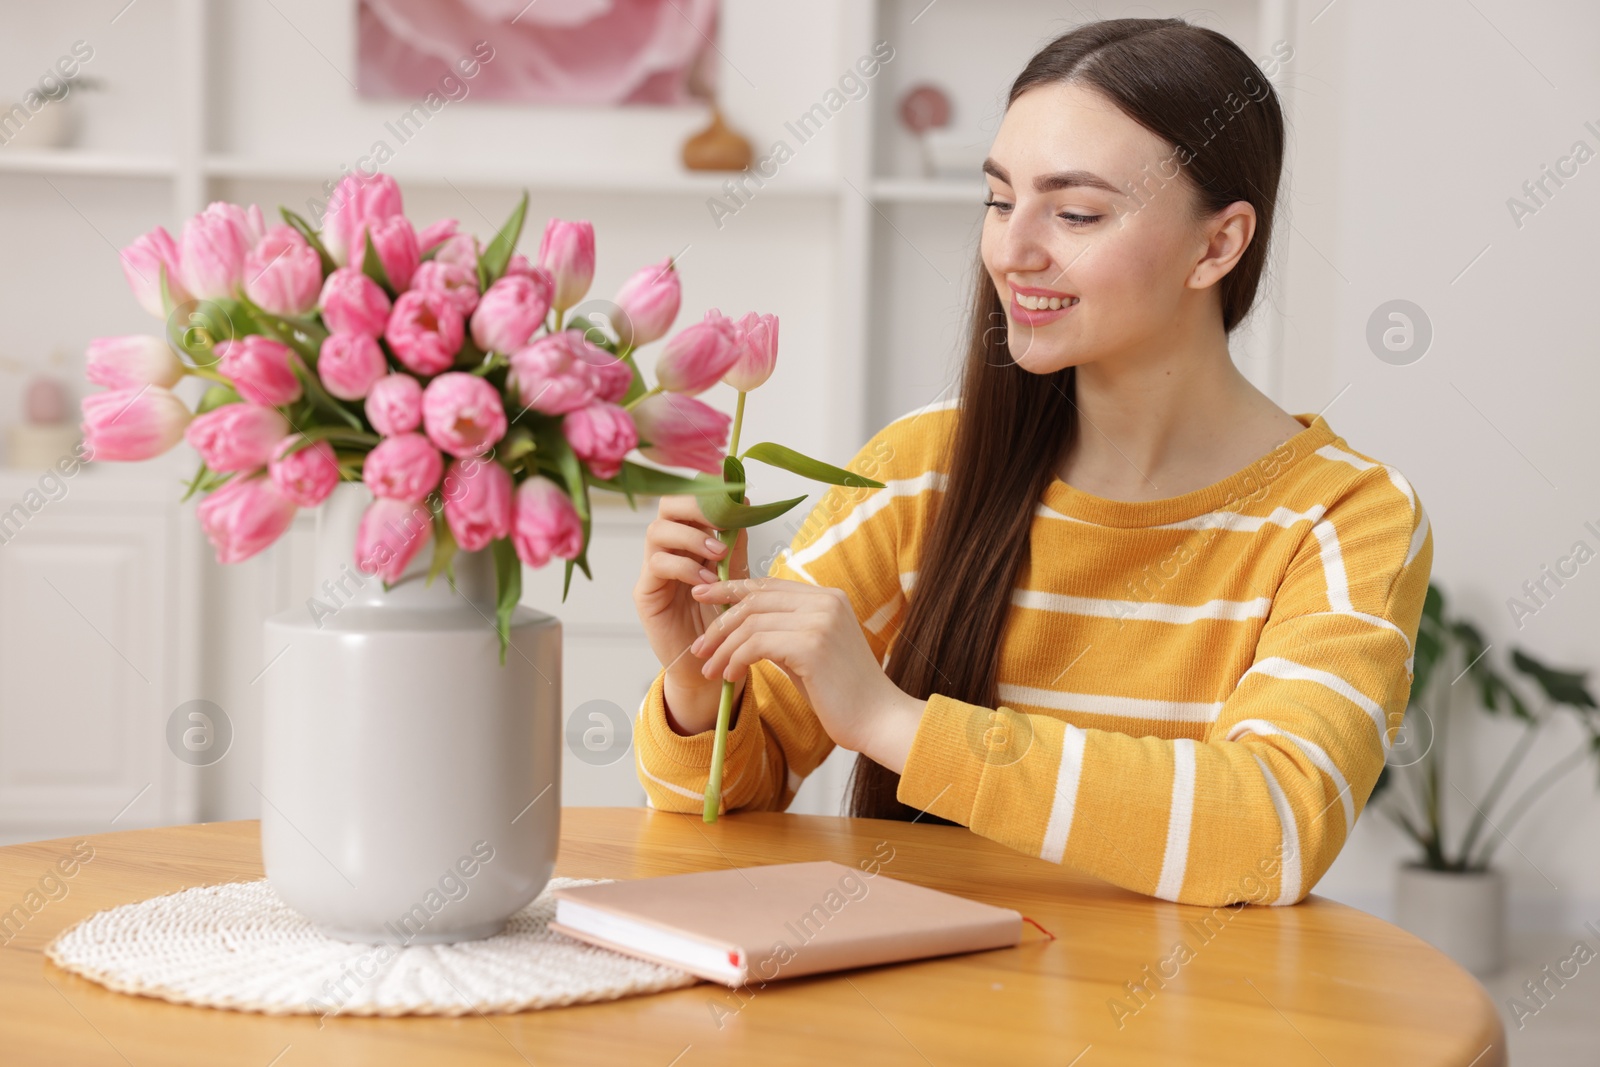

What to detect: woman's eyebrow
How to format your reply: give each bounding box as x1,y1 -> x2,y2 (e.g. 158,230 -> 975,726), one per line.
983,158 -> 1124,195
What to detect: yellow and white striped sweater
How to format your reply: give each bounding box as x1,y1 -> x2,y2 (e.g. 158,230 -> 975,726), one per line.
634,401 -> 1433,907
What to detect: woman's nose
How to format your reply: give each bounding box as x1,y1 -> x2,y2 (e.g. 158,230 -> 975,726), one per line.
990,203 -> 1055,277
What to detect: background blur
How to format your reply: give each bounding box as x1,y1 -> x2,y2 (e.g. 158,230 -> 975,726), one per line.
1,0 -> 1597,1040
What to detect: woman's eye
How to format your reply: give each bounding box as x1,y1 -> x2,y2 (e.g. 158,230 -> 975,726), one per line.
1059,212 -> 1101,226
982,197 -> 1012,213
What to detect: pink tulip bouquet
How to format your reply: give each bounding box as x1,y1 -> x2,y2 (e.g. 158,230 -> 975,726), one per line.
82,175 -> 883,754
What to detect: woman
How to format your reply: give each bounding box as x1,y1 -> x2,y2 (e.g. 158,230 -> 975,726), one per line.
630,18 -> 1431,908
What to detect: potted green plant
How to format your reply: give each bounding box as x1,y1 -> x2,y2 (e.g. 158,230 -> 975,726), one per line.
1372,583 -> 1600,976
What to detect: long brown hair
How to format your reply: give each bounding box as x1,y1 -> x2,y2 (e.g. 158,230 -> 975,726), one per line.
846,18 -> 1286,820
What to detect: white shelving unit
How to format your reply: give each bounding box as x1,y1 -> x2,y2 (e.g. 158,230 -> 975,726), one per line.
0,0 -> 1297,825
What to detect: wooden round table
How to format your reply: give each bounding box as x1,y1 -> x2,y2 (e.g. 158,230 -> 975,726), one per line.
0,809 -> 1504,1065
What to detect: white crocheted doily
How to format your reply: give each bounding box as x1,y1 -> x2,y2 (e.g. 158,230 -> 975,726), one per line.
45,877 -> 699,1016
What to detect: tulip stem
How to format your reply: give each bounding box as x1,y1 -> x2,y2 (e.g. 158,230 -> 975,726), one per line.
730,391 -> 746,457
623,383 -> 663,412
702,390 -> 750,823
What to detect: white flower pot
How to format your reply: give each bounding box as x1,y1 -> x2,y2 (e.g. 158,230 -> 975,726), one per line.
261,483 -> 562,944
1394,864 -> 1506,976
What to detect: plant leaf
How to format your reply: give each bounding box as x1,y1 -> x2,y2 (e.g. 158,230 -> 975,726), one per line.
699,492 -> 808,530
196,384 -> 241,415
284,352 -> 364,431
280,207 -> 337,275
588,460 -> 743,499
362,231 -> 396,297
479,190 -> 529,289
739,441 -> 885,488
237,293 -> 328,363
491,537 -> 521,667
1511,648 -> 1597,708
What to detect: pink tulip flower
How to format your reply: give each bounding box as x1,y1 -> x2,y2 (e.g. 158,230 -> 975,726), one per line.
80,386 -> 192,462
319,268 -> 392,338
586,352 -> 635,404
185,403 -> 290,472
416,218 -> 459,253
471,271 -> 554,354
120,226 -> 190,317
269,437 -> 341,508
413,260 -> 480,317
506,331 -> 601,415
432,233 -> 479,271
86,335 -> 185,390
562,401 -> 637,480
243,225 -> 322,317
362,432 -> 443,503
538,219 -> 595,313
654,309 -> 740,395
217,335 -> 302,407
355,496 -> 433,582
613,257 -> 681,348
323,173 -> 403,266
180,201 -> 264,300
362,214 -> 420,291
511,475 -> 584,568
631,393 -> 732,473
422,372 -> 507,458
441,457 -> 513,552
365,373 -> 424,436
317,333 -> 388,401
725,312 -> 779,392
385,290 -> 464,376
197,474 -> 299,564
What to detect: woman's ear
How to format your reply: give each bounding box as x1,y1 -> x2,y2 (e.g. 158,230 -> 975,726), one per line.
1188,200 -> 1257,290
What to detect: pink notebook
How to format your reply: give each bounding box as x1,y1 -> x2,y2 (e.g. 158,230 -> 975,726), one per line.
548,860 -> 1023,987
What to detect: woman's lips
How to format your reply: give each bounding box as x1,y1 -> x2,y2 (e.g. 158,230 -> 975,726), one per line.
1009,290 -> 1079,326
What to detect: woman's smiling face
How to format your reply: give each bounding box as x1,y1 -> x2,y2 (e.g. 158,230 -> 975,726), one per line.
981,79 -> 1245,374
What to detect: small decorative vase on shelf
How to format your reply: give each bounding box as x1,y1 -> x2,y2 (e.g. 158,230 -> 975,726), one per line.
260,482 -> 562,945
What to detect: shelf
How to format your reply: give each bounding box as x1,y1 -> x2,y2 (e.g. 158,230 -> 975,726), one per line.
204,156 -> 842,198
869,177 -> 987,204
0,149 -> 177,179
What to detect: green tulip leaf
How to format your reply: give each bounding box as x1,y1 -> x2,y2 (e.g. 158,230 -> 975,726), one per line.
362,233 -> 396,298
479,190 -> 529,290
280,207 -> 338,275
739,442 -> 885,488
698,491 -> 808,530
427,512 -> 458,589
492,537 -> 521,666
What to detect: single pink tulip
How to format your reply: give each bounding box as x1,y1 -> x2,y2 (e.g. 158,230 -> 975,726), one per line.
422,372 -> 507,458
362,432 -> 443,503
654,309 -> 740,395
355,496 -> 433,582
631,393 -> 732,473
179,201 -> 262,300
511,475 -> 584,568
612,257 -> 681,348
441,457 -> 513,552
319,268 -> 392,338
217,335 -> 302,407
197,474 -> 299,564
80,386 -> 192,462
185,403 -> 290,472
471,271 -> 554,354
506,331 -> 601,416
120,226 -> 189,317
386,290 -> 464,376
538,219 -> 595,313
562,401 -> 637,481
586,352 -> 635,404
416,218 -> 459,253
323,173 -> 403,266
269,438 -> 341,508
86,335 -> 185,390
724,312 -> 779,392
361,214 -> 420,291
432,233 -> 479,271
317,333 -> 388,401
413,260 -> 480,317
504,254 -> 537,278
243,225 -> 322,317
365,373 -> 424,436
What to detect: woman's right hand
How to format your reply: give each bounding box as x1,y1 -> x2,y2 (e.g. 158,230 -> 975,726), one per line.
633,493 -> 750,736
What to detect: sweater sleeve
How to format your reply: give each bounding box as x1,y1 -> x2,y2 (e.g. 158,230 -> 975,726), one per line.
895,466 -> 1433,906
634,422 -> 916,814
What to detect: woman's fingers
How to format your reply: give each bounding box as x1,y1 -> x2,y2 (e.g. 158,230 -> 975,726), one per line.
647,550 -> 720,589
696,610 -> 827,682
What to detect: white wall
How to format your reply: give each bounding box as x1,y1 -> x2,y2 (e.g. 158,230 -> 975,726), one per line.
1275,0 -> 1600,932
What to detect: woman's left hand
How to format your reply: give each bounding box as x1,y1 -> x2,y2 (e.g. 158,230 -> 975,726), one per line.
687,575 -> 923,771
